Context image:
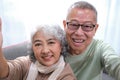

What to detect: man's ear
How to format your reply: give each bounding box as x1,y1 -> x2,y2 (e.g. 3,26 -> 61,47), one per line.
63,20 -> 67,29
93,24 -> 99,36
95,24 -> 99,33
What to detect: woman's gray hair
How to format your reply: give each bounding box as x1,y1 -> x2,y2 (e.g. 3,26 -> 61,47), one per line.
67,1 -> 97,22
28,24 -> 67,62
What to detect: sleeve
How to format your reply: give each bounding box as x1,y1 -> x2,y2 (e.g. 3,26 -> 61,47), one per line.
3,56 -> 30,80
101,42 -> 120,80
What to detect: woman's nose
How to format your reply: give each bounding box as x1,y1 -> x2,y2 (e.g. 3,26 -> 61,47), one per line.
41,46 -> 50,54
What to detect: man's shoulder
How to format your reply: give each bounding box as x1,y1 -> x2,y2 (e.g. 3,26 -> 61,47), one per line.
92,39 -> 108,47
93,39 -> 111,47
93,39 -> 104,44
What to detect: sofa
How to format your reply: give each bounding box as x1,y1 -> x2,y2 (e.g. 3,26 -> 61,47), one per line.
3,41 -> 115,80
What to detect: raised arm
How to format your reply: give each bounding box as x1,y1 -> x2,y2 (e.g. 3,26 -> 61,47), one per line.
0,18 -> 9,78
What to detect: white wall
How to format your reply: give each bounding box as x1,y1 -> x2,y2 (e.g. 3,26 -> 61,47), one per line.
1,0 -> 120,54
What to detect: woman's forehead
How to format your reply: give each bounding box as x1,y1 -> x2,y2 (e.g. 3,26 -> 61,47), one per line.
34,31 -> 56,40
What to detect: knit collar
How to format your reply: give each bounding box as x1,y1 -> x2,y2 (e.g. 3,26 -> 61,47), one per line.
27,56 -> 65,80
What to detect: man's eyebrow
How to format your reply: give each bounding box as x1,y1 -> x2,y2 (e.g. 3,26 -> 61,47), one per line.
68,20 -> 79,22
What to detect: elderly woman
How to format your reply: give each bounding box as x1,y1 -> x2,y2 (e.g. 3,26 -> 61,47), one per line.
0,19 -> 76,80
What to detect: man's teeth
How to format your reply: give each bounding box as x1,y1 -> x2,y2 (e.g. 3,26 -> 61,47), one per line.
73,39 -> 84,43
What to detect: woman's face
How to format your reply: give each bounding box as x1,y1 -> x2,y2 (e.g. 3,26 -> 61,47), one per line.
32,31 -> 62,66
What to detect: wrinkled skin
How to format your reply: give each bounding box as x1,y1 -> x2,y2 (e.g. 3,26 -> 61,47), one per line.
63,8 -> 98,55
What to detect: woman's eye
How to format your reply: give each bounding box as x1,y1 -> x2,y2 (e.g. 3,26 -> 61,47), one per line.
35,43 -> 41,46
48,41 -> 55,44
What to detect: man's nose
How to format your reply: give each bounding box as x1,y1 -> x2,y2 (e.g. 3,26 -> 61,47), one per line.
74,26 -> 84,35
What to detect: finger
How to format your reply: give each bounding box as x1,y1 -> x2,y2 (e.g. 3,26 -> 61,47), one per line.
0,18 -> 2,31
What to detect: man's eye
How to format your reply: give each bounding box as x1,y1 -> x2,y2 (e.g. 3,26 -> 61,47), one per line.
70,23 -> 79,26
84,25 -> 93,28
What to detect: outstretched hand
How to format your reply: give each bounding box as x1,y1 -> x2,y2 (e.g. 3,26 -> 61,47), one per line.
0,18 -> 8,78
0,18 -> 3,48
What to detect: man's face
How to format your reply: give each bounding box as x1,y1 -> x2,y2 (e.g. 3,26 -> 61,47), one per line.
63,8 -> 98,55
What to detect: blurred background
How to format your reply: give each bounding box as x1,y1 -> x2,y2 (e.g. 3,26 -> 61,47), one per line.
0,0 -> 120,54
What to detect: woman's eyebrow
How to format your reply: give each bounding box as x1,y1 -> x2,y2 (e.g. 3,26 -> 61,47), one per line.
47,38 -> 56,41
33,40 -> 41,43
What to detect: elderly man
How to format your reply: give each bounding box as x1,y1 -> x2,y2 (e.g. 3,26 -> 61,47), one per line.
63,1 -> 120,80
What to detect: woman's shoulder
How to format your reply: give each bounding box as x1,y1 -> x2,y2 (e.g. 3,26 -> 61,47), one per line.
8,55 -> 31,67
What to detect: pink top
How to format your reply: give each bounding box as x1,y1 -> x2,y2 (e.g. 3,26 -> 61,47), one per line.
2,56 -> 76,80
